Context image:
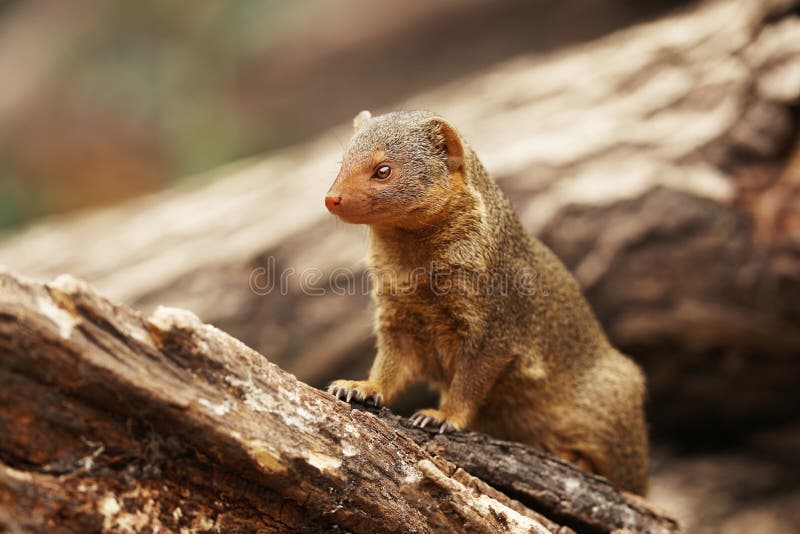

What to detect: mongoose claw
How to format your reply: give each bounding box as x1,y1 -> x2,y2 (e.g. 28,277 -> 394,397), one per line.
439,422 -> 458,434
365,393 -> 383,407
409,409 -> 461,432
409,413 -> 435,428
327,385 -> 347,400
326,380 -> 383,407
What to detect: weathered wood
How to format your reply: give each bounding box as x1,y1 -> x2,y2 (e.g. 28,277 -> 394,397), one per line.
0,0 -> 797,440
360,406 -> 679,534
0,270 -> 679,533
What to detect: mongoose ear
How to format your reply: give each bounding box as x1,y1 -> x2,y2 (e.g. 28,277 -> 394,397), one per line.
353,110 -> 372,131
429,118 -> 464,172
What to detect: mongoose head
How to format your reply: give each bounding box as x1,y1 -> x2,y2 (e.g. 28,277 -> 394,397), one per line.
325,110 -> 465,229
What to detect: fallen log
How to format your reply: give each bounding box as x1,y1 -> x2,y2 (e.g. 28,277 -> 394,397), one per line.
0,270 -> 679,533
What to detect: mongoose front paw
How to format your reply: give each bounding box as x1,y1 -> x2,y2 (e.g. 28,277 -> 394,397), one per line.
327,380 -> 383,407
409,408 -> 463,434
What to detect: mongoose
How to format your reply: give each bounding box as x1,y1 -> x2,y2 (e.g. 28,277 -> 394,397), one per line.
324,110 -> 649,495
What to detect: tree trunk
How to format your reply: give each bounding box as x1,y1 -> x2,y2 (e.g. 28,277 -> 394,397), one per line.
0,270 -> 679,533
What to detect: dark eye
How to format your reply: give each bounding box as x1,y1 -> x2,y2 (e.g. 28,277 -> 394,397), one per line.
373,165 -> 392,180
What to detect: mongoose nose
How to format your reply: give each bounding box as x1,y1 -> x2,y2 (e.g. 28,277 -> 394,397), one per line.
325,195 -> 342,212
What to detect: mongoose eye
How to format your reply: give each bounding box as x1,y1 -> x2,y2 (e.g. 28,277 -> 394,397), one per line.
373,165 -> 392,180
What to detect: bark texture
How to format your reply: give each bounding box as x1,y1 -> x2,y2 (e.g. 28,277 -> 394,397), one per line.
0,270 -> 679,533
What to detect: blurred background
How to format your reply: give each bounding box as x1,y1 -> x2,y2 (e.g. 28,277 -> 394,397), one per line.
1,0 -> 799,532
0,0 -> 684,229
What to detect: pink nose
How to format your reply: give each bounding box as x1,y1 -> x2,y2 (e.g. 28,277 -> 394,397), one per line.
325,195 -> 342,212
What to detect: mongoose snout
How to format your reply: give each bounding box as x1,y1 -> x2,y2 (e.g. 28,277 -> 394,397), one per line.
324,164 -> 384,223
324,194 -> 342,211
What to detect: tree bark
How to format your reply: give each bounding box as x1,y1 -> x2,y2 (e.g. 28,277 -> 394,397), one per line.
0,270 -> 679,533
0,0 -> 797,439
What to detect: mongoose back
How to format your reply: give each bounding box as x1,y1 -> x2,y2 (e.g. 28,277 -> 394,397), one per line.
325,110 -> 649,495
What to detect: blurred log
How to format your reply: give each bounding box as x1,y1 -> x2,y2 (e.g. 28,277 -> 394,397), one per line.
0,270 -> 680,533
237,0 -> 691,150
0,0 -> 799,441
648,433 -> 800,533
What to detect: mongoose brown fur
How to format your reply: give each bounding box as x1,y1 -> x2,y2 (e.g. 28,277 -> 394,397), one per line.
324,110 -> 649,495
